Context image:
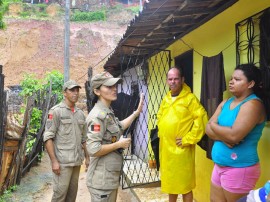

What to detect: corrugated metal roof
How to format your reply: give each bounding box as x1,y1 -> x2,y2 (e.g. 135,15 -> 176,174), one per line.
104,0 -> 238,75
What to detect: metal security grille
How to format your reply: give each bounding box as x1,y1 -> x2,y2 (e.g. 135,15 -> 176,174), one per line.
113,46 -> 171,189
236,7 -> 270,121
236,8 -> 266,65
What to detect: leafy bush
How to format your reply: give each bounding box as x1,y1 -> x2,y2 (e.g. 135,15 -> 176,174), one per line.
20,3 -> 49,18
0,185 -> 17,202
19,11 -> 31,17
0,13 -> 4,29
26,107 -> 42,154
71,10 -> 106,22
1,0 -> 21,13
29,107 -> 42,134
36,12 -> 48,18
20,71 -> 63,155
20,71 -> 64,102
127,5 -> 140,14
36,3 -> 47,12
1,0 -> 22,28
44,70 -> 64,103
20,73 -> 42,98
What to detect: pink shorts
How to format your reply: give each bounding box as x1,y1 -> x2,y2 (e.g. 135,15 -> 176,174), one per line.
211,164 -> 260,193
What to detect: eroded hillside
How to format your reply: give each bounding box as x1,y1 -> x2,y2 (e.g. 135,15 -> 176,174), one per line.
0,4 -> 135,88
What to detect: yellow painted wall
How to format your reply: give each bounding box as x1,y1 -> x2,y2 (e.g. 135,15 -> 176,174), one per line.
151,0 -> 270,201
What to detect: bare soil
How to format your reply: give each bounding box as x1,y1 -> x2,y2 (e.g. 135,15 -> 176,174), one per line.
10,152 -> 139,202
0,4 -> 134,88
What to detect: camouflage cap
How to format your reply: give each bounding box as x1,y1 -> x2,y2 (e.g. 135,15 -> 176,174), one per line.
63,80 -> 81,91
91,71 -> 122,90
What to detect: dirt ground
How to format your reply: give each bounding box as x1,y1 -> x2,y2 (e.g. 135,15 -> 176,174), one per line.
10,151 -> 187,202
9,152 -> 139,202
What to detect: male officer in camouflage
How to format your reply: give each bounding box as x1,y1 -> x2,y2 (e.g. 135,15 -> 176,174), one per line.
44,80 -> 89,202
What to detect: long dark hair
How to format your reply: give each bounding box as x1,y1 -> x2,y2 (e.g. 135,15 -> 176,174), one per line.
90,86 -> 100,109
235,63 -> 270,120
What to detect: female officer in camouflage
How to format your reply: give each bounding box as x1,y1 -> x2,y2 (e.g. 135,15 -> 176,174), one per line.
86,71 -> 144,202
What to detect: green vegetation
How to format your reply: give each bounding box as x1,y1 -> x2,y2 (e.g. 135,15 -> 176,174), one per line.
19,71 -> 63,154
20,73 -> 42,98
0,0 -> 8,28
28,107 -> 42,134
1,0 -> 22,27
127,5 -> 140,14
0,185 -> 17,202
107,3 -> 139,14
26,107 -> 42,154
2,0 -> 20,13
44,70 -> 64,103
0,0 -> 138,22
20,70 -> 64,101
19,10 -> 30,17
19,2 -> 49,19
71,10 -> 106,22
36,3 -> 47,11
0,0 -> 3,29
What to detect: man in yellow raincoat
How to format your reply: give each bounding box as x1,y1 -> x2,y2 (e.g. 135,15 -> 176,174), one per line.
157,67 -> 208,202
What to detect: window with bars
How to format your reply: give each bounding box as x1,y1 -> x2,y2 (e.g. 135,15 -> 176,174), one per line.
236,7 -> 270,121
236,10 -> 262,65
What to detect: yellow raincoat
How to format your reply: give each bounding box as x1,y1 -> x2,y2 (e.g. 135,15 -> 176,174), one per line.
157,83 -> 208,194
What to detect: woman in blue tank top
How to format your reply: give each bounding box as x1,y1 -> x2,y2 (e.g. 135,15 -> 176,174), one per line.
206,64 -> 269,202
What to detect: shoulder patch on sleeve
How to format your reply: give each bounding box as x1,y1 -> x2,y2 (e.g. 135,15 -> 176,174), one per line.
48,114 -> 53,120
47,104 -> 60,120
47,109 -> 55,119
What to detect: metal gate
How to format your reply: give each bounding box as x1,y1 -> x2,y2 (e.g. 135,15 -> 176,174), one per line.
113,46 -> 171,189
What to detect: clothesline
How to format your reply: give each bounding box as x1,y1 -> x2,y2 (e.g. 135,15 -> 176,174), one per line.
179,38 -> 236,58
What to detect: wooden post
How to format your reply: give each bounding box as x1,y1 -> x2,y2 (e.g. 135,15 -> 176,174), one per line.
0,65 -> 6,174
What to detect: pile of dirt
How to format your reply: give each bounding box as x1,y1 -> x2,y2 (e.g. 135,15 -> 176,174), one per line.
0,3 -> 135,89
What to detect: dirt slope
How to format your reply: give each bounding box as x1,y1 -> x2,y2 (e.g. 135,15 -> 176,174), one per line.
0,6 -> 133,88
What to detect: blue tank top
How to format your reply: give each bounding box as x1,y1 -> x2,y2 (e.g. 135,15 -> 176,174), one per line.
211,94 -> 265,167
